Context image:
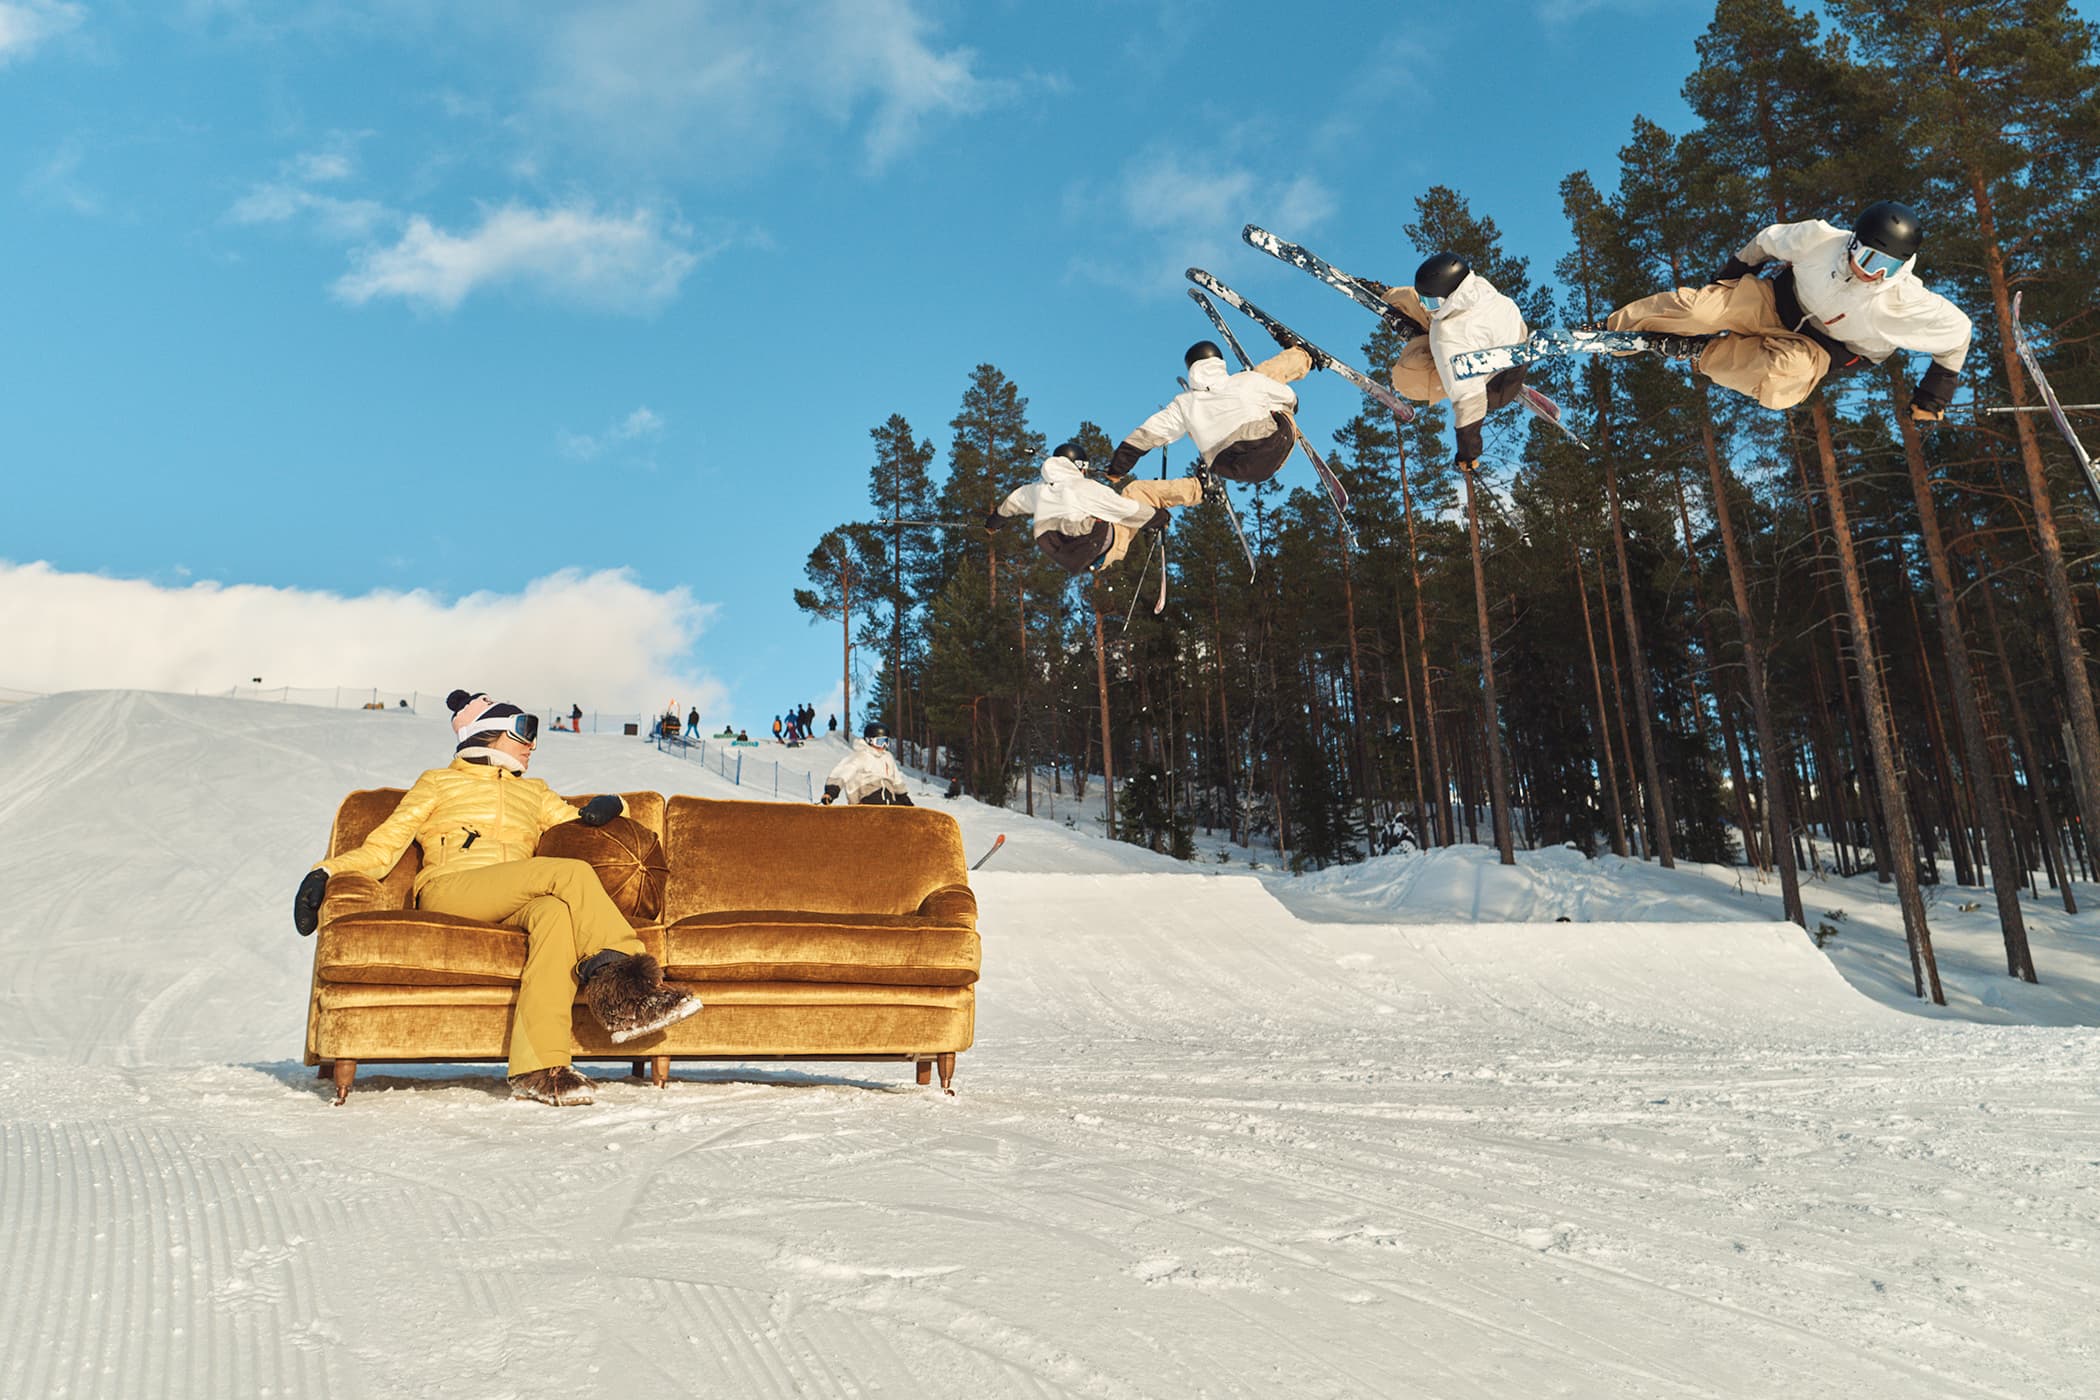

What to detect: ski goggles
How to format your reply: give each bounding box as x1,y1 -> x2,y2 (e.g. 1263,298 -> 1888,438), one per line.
467,712 -> 539,746
1848,237 -> 1904,281
866,734 -> 890,749
1419,294 -> 1445,313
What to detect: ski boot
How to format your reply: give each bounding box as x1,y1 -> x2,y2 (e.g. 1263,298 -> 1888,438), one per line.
1193,463 -> 1225,504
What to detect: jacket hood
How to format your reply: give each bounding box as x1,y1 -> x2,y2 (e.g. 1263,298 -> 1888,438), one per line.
1186,357 -> 1232,390
1041,457 -> 1087,485
1432,271 -> 1498,321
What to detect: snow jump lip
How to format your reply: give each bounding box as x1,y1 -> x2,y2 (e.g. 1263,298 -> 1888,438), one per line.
974,872 -> 1889,1041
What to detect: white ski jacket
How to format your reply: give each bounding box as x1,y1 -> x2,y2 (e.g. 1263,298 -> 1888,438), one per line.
1118,356 -> 1299,465
1736,219 -> 1971,371
997,457 -> 1157,540
824,739 -> 908,805
1426,271 -> 1528,430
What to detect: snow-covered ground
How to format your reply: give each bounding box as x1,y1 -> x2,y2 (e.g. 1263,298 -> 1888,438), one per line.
3,692 -> 2097,1398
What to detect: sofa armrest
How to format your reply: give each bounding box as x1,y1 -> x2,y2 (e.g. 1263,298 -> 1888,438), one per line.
318,872 -> 402,924
916,883 -> 977,927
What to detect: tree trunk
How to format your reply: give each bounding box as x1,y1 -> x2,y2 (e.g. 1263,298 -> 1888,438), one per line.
1396,423 -> 1448,845
1807,399 -> 1943,1003
1596,554 -> 1649,859
1605,454 -> 1676,868
1462,464 -> 1515,864
1572,544 -> 1630,857
1091,578 -> 1116,841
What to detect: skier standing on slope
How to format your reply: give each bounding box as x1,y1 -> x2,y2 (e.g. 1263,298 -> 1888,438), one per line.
288,689 -> 702,1106
822,720 -> 916,806
1601,200 -> 1972,417
1105,338 -> 1315,487
985,441 -> 1192,575
1363,254 -> 1531,467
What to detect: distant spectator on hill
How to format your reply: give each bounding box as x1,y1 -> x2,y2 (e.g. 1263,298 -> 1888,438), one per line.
684,706 -> 699,738
828,713 -> 837,733
772,715 -> 783,743
570,703 -> 583,733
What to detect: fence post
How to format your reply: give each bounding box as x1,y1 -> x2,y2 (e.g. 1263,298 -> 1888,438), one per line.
733,753 -> 742,786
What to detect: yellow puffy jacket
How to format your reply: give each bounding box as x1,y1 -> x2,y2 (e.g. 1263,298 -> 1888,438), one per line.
319,757 -> 585,898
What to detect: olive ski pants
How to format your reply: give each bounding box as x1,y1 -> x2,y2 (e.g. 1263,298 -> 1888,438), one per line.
418,857 -> 646,1077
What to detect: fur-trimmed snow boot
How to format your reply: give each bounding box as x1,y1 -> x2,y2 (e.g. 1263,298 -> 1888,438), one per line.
578,951 -> 703,1044
507,1064 -> 595,1106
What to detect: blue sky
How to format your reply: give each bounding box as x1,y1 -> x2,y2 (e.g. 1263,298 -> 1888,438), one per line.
2,0 -> 2030,723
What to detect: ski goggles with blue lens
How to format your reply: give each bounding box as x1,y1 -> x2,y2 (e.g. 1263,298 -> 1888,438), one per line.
470,713 -> 539,745
1848,237 -> 1904,280
1420,294 -> 1445,313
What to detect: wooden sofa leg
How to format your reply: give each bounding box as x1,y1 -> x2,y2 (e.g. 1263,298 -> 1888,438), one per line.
631,1059 -> 647,1080
936,1053 -> 956,1096
916,1059 -> 933,1086
651,1055 -> 670,1089
316,1062 -> 331,1080
331,1059 -> 357,1106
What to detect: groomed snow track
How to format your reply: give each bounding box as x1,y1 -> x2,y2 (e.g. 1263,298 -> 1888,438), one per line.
2,693 -> 2097,1398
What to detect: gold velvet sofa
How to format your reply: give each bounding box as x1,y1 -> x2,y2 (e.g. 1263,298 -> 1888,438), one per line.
304,790 -> 980,1102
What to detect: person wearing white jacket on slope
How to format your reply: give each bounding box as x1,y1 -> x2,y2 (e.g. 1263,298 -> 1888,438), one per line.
985,442 -> 1195,575
1603,200 -> 1971,419
822,720 -> 914,806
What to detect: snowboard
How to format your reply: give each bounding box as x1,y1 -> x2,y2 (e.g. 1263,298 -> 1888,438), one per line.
1187,286 -> 1357,549
1451,327 -> 1715,378
1184,268 -> 1417,422
2010,291 -> 2100,512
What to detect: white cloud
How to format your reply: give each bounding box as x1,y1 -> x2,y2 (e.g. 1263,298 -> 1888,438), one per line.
558,405 -> 665,460
0,1 -> 82,67
529,0 -> 1010,173
229,183 -> 391,239
0,560 -> 726,716
333,202 -> 700,313
1066,143 -> 1338,298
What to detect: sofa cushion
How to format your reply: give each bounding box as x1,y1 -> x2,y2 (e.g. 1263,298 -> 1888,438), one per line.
665,911 -> 980,986
318,911 -> 525,985
536,814 -> 668,921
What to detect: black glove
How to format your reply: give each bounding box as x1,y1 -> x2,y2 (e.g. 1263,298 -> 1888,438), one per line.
1454,419 -> 1484,465
1106,441 -> 1144,479
1357,276 -> 1391,298
293,868 -> 329,937
822,783 -> 841,805
983,509 -> 1002,533
1142,507 -> 1171,533
1714,256 -> 1756,284
577,794 -> 622,827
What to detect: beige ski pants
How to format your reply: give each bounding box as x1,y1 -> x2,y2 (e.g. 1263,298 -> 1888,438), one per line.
1606,275 -> 1830,409
1376,286 -> 1448,403
418,856 -> 646,1077
1100,477 -> 1206,570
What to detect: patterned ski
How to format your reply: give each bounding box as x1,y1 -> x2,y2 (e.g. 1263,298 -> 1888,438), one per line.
2010,291 -> 2100,512
1452,327 -> 1715,378
1242,224 -> 1412,328
1246,224 -> 1584,448
1189,287 -> 1355,541
1185,267 -> 1417,423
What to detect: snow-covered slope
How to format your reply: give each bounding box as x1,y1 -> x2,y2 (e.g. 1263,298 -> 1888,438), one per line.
3,693 -> 2097,1398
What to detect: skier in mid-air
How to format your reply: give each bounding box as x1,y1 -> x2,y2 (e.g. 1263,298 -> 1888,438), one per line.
985,441 -> 1193,575
1105,338 -> 1314,487
822,720 -> 916,806
289,689 -> 702,1106
1602,200 -> 1972,418
1365,253 -> 1530,468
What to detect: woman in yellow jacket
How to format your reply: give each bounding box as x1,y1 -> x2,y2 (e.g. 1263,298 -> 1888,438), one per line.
292,690 -> 701,1105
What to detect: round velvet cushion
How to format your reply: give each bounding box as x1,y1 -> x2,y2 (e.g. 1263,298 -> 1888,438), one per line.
537,813 -> 668,921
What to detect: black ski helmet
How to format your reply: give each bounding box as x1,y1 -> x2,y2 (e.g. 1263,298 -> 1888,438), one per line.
1052,441 -> 1084,462
1414,252 -> 1471,300
863,719 -> 890,742
1184,340 -> 1226,370
1854,201 -> 1923,261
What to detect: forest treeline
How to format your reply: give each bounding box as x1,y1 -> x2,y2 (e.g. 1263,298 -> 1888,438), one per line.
797,0 -> 2100,1000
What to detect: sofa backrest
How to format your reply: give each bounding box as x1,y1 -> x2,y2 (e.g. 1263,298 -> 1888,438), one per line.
662,796 -> 968,920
